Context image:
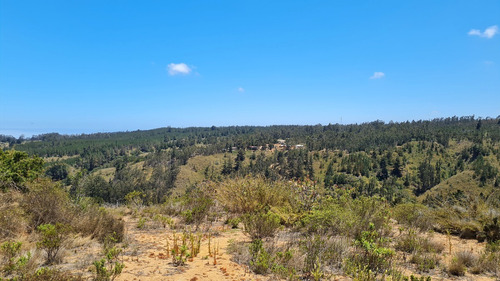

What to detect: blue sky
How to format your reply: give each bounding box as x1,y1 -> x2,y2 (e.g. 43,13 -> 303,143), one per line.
1,1 -> 499,137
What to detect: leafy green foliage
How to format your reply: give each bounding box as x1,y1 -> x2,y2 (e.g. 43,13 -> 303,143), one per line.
300,194 -> 390,238
0,150 -> 43,191
351,223 -> 394,273
93,246 -> 124,281
180,186 -> 214,229
0,241 -> 31,276
45,163 -> 69,181
242,211 -> 281,240
36,223 -> 70,265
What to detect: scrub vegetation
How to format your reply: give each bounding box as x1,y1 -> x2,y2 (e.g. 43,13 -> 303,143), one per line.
1,116 -> 500,280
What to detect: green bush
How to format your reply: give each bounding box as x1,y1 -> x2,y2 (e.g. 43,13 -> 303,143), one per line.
36,223 -> 70,265
0,150 -> 44,191
0,241 -> 31,276
300,195 -> 390,239
23,267 -> 84,281
348,223 -> 394,273
249,239 -> 272,274
393,203 -> 432,231
226,217 -> 241,229
180,186 -> 215,229
242,211 -> 281,240
93,246 -> 124,281
137,217 -> 146,229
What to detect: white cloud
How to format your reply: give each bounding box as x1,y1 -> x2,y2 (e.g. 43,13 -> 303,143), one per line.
167,63 -> 192,75
468,25 -> 498,39
468,29 -> 482,36
237,87 -> 245,92
370,72 -> 385,79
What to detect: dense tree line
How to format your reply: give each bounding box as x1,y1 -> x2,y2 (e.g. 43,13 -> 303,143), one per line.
8,116 -> 500,159
2,115 -> 499,204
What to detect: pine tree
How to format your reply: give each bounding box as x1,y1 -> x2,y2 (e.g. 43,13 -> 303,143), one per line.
324,161 -> 335,188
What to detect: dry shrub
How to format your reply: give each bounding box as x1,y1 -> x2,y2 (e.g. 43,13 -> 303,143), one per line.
22,179 -> 74,229
471,242 -> 500,276
396,229 -> 445,255
21,180 -> 124,242
395,228 -> 421,253
409,253 -> 439,272
393,203 -> 433,231
227,239 -> 251,265
447,257 -> 466,276
72,203 -> 124,243
302,235 -> 350,274
0,191 -> 26,238
455,250 -> 478,268
420,237 -> 445,254
216,177 -> 296,215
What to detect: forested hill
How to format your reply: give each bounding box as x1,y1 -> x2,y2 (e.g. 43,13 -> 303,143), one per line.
1,115 -> 500,237
4,116 -> 500,159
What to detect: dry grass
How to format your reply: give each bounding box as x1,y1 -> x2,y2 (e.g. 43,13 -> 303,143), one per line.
91,167 -> 116,181
0,191 -> 26,239
455,250 -> 478,267
447,257 -> 466,276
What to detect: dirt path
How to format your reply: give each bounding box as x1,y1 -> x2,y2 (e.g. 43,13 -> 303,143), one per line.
117,217 -> 264,281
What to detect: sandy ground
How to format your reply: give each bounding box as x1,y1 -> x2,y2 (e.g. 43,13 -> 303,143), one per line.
116,217 -> 264,281
50,216 -> 497,281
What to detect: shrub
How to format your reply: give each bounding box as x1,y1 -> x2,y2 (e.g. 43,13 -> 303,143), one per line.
180,186 -> 216,229
393,203 -> 433,231
249,239 -> 272,274
137,217 -> 146,229
471,242 -> 500,275
299,234 -> 350,279
455,250 -> 478,268
0,191 -> 26,239
216,177 -> 296,216
395,228 -> 421,253
226,217 -> 241,229
227,239 -> 251,265
483,217 -> 500,242
0,150 -> 44,191
410,253 -> 439,272
93,246 -> 124,281
125,190 -> 145,209
300,195 -> 390,239
152,214 -> 174,229
242,211 -> 281,240
348,223 -> 394,273
0,241 -> 30,275
23,179 -> 73,229
23,267 -> 84,281
36,223 -> 70,265
447,257 -> 465,276
72,202 -> 125,242
420,237 -> 445,254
